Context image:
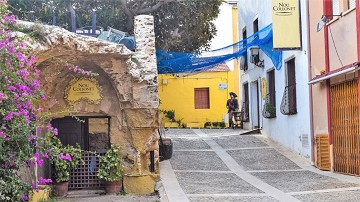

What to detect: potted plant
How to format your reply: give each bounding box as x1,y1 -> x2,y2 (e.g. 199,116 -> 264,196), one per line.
212,122 -> 219,128
29,183 -> 51,202
97,145 -> 123,194
263,103 -> 276,118
51,144 -> 82,197
219,121 -> 226,128
42,134 -> 82,197
204,122 -> 211,128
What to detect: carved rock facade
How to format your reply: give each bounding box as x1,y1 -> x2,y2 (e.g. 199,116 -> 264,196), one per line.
21,15 -> 159,194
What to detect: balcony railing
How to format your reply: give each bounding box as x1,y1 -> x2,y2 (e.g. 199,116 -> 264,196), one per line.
262,93 -> 276,118
280,84 -> 297,115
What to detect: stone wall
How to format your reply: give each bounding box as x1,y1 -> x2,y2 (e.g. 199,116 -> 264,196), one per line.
19,15 -> 159,194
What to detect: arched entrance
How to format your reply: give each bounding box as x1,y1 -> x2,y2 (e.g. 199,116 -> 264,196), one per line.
26,15 -> 160,194
52,116 -> 111,190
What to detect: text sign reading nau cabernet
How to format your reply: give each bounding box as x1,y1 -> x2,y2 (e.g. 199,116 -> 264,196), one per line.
272,0 -> 301,49
65,78 -> 103,105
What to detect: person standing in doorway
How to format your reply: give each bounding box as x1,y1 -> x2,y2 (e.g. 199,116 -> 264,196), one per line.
226,92 -> 239,127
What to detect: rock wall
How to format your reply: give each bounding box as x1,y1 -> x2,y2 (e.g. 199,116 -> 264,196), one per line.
19,15 -> 159,194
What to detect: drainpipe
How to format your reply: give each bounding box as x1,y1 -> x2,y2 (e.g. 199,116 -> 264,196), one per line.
323,0 -> 333,170
306,0 -> 315,164
356,1 -> 360,125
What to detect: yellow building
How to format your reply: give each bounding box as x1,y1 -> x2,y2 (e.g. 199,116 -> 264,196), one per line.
158,3 -> 239,128
159,64 -> 238,128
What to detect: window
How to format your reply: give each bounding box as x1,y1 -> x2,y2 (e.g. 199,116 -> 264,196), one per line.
263,69 -> 276,118
281,58 -> 297,115
242,27 -> 248,71
253,18 -> 259,33
194,88 -> 210,109
347,0 -> 356,10
268,70 -> 276,107
332,0 -> 340,15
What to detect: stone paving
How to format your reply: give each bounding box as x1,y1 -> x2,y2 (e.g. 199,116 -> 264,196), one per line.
160,129 -> 360,202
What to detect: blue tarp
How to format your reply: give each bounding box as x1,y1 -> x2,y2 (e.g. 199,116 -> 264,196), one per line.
97,24 -> 282,74
98,31 -> 136,51
156,24 -> 282,74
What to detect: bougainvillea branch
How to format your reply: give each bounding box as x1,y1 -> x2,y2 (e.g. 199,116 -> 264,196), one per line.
0,1 -> 84,201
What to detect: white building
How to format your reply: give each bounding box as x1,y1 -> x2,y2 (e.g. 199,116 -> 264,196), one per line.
237,0 -> 311,158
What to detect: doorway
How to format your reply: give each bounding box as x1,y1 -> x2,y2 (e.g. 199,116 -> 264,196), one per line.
251,81 -> 260,128
51,116 -> 111,190
331,79 -> 360,176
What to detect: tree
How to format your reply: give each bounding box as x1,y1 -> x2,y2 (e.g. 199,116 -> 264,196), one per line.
7,0 -> 222,52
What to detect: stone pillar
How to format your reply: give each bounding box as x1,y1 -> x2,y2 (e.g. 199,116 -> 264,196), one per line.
134,15 -> 157,80
123,15 -> 160,194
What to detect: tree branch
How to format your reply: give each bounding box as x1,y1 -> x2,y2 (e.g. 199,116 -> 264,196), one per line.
119,0 -> 133,17
137,0 -> 184,14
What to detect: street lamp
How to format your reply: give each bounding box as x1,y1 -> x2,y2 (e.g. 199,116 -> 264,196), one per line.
250,47 -> 264,68
316,13 -> 342,32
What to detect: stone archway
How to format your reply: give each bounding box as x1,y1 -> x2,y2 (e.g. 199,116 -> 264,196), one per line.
20,15 -> 160,194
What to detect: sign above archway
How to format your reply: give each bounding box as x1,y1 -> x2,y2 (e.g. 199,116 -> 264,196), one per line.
65,78 -> 103,105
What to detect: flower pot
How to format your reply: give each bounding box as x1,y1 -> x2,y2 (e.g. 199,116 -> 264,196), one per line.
105,180 -> 123,194
54,181 -> 69,197
159,138 -> 173,161
30,185 -> 50,202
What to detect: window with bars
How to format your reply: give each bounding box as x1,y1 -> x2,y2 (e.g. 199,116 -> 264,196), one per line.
280,58 -> 297,115
194,88 -> 210,109
286,58 -> 296,113
263,69 -> 276,118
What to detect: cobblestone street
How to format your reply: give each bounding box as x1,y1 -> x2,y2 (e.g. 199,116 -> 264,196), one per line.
160,129 -> 360,202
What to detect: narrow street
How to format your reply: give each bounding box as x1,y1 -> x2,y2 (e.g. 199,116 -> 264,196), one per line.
160,129 -> 360,202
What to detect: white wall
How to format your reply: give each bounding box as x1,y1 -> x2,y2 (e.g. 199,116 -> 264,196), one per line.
237,0 -> 312,158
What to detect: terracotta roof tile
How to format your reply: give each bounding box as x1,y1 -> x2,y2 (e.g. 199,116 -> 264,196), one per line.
206,63 -> 231,72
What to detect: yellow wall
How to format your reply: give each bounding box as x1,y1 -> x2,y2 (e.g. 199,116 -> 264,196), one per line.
158,5 -> 239,128
232,6 -> 240,97
159,70 -> 236,127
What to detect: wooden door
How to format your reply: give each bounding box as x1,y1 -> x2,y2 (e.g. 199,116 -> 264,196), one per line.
52,117 -> 87,150
331,79 -> 360,175
51,117 -> 108,190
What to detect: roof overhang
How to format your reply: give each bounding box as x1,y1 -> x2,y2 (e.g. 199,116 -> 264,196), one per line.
308,62 -> 360,85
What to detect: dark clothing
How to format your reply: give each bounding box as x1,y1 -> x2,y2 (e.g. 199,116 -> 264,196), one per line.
227,98 -> 239,127
226,98 -> 239,113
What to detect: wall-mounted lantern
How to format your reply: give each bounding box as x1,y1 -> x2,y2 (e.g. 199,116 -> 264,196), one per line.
316,13 -> 342,32
250,47 -> 264,68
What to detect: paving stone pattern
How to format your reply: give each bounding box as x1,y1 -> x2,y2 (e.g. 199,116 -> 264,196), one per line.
293,189 -> 360,202
165,129 -> 197,138
66,194 -> 159,202
214,135 -> 268,149
227,148 -> 301,171
170,151 -> 229,171
200,128 -> 247,136
172,138 -> 211,150
161,129 -> 360,202
189,196 -> 279,202
252,170 -> 358,193
176,172 -> 263,194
